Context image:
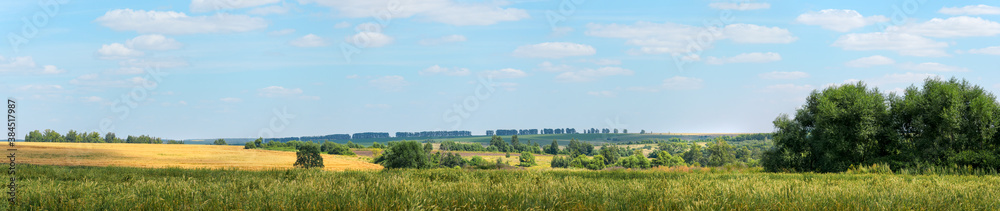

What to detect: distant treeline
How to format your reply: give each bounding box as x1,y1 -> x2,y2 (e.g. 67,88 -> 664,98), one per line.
24,129 -> 173,144
396,131 -> 471,138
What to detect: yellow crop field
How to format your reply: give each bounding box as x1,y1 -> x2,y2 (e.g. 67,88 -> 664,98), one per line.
17,142 -> 383,171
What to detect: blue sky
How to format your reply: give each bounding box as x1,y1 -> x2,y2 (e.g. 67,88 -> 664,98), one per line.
3,0 -> 1000,140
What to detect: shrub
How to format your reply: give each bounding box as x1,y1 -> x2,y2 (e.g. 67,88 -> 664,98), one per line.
551,156 -> 570,168
244,142 -> 256,149
374,141 -> 431,169
213,139 -> 227,145
518,152 -> 536,167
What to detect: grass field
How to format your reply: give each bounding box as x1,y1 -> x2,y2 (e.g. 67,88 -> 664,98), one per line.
18,142 -> 382,171
7,164 -> 1000,210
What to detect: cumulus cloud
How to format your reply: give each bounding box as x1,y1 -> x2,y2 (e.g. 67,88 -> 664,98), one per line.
369,75 -> 409,92
97,43 -> 144,60
886,16 -> 1000,38
705,52 -> 781,65
845,55 -> 896,67
289,34 -> 329,47
419,35 -> 467,45
555,67 -> 633,82
759,71 -> 809,80
795,9 -> 888,32
345,32 -> 394,48
482,68 -> 527,79
247,4 -> 290,15
709,2 -> 770,10
420,65 -> 470,76
967,46 -> 1000,55
939,5 -> 1000,15
831,32 -> 949,57
95,9 -> 267,34
299,0 -> 529,26
126,34 -> 182,50
513,42 -> 596,58
0,56 -> 64,74
190,0 -> 280,12
586,21 -> 795,55
898,62 -> 968,72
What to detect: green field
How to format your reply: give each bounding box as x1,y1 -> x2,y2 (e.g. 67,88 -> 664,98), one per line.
10,164 -> 1000,210
324,133 -> 735,146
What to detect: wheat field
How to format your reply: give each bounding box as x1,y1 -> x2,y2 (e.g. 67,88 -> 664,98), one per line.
16,142 -> 383,171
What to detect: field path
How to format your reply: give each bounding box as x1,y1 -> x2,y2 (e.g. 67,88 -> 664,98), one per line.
17,142 -> 383,171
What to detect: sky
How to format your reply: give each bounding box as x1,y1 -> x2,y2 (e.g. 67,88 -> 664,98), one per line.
2,0 -> 1000,140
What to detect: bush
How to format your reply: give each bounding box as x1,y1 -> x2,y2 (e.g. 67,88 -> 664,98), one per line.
293,144 -> 324,168
551,156 -> 570,168
440,153 -> 465,168
326,142 -> 355,156
244,142 -> 256,149
374,141 -> 431,169
213,139 -> 226,145
518,152 -> 536,167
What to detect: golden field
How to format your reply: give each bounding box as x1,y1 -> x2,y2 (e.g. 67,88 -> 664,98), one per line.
16,142 -> 383,171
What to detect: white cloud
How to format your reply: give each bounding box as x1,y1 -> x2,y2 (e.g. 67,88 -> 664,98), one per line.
269,29 -> 295,36
795,9 -> 888,32
258,86 -> 302,97
705,52 -> 781,65
289,34 -> 328,47
334,21 -> 351,29
587,91 -> 617,97
513,42 -> 596,58
831,32 -> 949,57
886,16 -> 1000,38
247,4 -> 290,15
126,34 -> 182,50
723,24 -> 798,43
661,76 -> 703,90
95,9 -> 267,34
939,5 -> 1000,15
299,0 -> 529,26
759,71 -> 809,80
898,62 -> 968,72
762,84 -> 815,93
97,43 -> 144,60
369,75 -> 409,92
845,55 -> 896,67
586,22 -> 795,55
15,84 -> 63,92
419,35 -> 467,45
41,65 -> 65,74
345,32 -> 394,48
708,2 -> 770,10
482,68 -> 527,79
555,67 -> 633,82
420,65 -> 470,76
968,46 -> 1000,55
190,0 -> 280,12
119,58 -> 189,69
219,97 -> 242,103
879,72 -> 938,84
536,61 -> 573,72
551,26 -> 573,37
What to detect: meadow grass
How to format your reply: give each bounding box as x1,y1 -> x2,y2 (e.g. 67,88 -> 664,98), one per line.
6,164 -> 1000,210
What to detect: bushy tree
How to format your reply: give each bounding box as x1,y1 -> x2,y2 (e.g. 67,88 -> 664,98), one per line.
544,140 -> 560,155
707,139 -> 735,167
683,144 -> 704,166
254,138 -> 263,148
599,144 -> 621,165
653,151 -> 686,167
551,156 -> 570,168
374,141 -> 431,169
244,142 -> 256,149
440,152 -> 465,168
518,151 -> 536,167
293,144 -> 324,168
213,139 -> 227,145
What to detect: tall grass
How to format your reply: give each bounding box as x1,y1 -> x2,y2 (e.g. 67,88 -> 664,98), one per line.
6,164 -> 1000,210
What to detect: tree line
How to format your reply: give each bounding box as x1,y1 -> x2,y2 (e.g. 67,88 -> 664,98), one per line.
764,78 -> 1000,173
395,131 -> 472,138
24,129 -> 170,144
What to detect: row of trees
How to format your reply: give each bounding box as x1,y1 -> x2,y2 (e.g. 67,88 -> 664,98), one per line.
351,132 -> 390,139
438,141 -> 487,151
395,131 -> 472,138
486,135 -> 543,154
764,78 -> 1000,172
24,130 -> 168,144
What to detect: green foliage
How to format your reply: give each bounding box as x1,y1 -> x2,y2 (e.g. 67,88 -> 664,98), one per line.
371,142 -> 385,149
551,156 -> 571,168
423,142 -> 434,153
707,139 -> 735,167
652,151 -> 686,167
374,141 -> 431,169
213,139 -> 227,145
683,144 -> 704,166
599,144 -> 621,165
565,139 -> 594,157
293,144 -> 324,169
544,140 -> 560,155
518,152 -> 536,167
166,140 -> 184,144
244,142 -> 256,149
617,153 -> 651,169
254,138 -> 263,148
439,141 -> 487,151
765,78 -> 1000,172
322,141 -> 355,156
439,152 -> 465,168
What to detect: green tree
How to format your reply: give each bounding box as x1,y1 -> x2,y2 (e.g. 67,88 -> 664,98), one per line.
510,135 -> 521,152
213,139 -> 227,145
683,144 -> 704,165
653,151 -> 686,167
43,129 -> 63,142
518,151 -> 536,167
104,132 -> 116,143
293,144 -> 324,168
374,141 -> 431,169
254,138 -> 263,148
65,130 -> 79,143
599,144 -> 621,165
707,139 -> 735,167
25,130 -> 42,142
545,140 -> 560,155
423,142 -> 433,153
244,142 -> 256,149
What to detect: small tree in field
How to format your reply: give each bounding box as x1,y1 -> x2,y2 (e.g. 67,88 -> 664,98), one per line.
213,139 -> 227,145
518,151 -> 536,167
293,144 -> 324,168
374,141 -> 431,169
244,142 -> 256,149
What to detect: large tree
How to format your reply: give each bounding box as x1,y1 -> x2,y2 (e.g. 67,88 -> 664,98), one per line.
706,139 -> 735,167
375,141 -> 432,169
293,144 -> 324,168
